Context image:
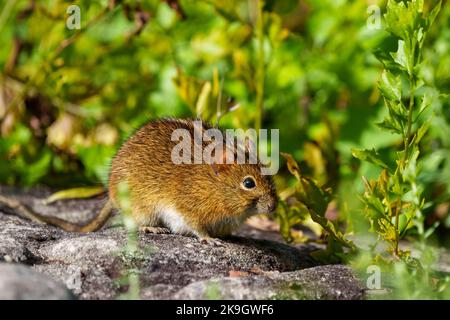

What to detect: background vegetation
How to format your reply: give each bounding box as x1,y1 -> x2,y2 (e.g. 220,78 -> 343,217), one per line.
0,0 -> 449,299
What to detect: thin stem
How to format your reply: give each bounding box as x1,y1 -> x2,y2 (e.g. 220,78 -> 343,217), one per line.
395,41 -> 417,256
403,41 -> 417,163
386,194 -> 400,256
215,75 -> 224,126
0,0 -> 15,33
403,80 -> 415,159
254,0 -> 264,131
394,198 -> 401,256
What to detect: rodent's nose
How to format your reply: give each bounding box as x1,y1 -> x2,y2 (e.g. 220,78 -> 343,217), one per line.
257,196 -> 278,214
267,199 -> 277,213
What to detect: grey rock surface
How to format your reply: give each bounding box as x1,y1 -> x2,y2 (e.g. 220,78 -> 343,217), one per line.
172,265 -> 364,300
0,186 -> 366,300
0,263 -> 75,300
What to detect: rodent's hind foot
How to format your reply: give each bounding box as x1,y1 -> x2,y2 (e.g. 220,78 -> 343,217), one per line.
198,237 -> 224,247
140,226 -> 171,234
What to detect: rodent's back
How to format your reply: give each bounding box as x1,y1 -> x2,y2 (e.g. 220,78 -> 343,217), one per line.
109,119 -> 193,205
109,119 -> 222,212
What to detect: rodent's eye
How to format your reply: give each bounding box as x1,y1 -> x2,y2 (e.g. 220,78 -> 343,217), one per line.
242,176 -> 256,190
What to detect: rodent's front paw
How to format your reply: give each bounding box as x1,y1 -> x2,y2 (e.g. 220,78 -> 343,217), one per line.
199,237 -> 224,247
140,226 -> 171,234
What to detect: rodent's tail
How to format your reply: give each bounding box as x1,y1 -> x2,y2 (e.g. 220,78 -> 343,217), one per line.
0,194 -> 113,233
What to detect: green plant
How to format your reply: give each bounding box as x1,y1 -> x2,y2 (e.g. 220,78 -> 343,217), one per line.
205,281 -> 222,300
116,181 -> 141,300
351,247 -> 450,300
352,0 -> 442,257
278,152 -> 355,261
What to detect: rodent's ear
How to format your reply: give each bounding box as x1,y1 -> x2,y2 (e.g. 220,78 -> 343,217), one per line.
209,147 -> 232,176
244,137 -> 256,154
210,162 -> 225,176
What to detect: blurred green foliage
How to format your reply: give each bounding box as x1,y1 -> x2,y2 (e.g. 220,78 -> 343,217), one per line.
0,0 -> 450,297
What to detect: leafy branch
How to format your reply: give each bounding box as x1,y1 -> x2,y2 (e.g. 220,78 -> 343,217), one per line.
353,0 -> 442,257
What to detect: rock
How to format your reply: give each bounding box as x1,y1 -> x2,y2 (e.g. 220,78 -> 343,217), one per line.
0,263 -> 75,300
172,265 -> 364,300
0,186 -> 366,300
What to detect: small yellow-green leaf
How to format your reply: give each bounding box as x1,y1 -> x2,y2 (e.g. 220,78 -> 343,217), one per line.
196,81 -> 212,118
43,186 -> 105,204
398,212 -> 414,237
280,152 -> 301,180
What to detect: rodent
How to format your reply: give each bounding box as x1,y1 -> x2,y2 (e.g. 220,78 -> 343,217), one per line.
0,118 -> 277,244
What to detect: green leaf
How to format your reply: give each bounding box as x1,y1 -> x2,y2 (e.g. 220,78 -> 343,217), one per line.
415,123 -> 429,144
415,0 -> 424,13
416,27 -> 425,47
415,92 -> 432,121
379,70 -> 402,101
307,206 -> 355,250
424,221 -> 440,239
295,175 -> 354,249
398,213 -> 414,237
376,118 -> 402,135
374,49 -> 402,72
380,99 -> 407,135
391,40 -> 412,74
295,175 -> 331,217
384,0 -> 414,41
391,169 -> 404,196
364,193 -> 386,218
403,149 -> 420,182
427,0 -> 442,28
352,148 -> 390,170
